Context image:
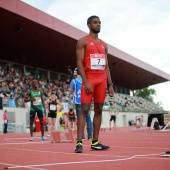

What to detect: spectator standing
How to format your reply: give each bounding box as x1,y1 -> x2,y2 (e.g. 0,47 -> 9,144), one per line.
3,110 -> 8,133
69,68 -> 92,140
108,104 -> 119,130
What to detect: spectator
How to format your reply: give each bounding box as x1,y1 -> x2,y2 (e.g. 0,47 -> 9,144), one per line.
69,68 -> 92,140
108,104 -> 119,130
3,110 -> 8,133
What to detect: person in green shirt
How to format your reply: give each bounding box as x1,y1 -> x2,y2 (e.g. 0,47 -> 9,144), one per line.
24,79 -> 46,141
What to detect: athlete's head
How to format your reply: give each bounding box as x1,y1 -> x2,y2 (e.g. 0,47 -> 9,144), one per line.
87,15 -> 101,34
32,79 -> 38,88
69,108 -> 74,113
51,91 -> 56,99
73,68 -> 80,77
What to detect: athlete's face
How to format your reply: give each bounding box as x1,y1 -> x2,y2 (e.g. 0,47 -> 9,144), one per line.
32,80 -> 38,88
51,94 -> 56,99
89,18 -> 101,34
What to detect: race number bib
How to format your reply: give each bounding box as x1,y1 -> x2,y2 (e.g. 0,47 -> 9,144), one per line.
50,104 -> 57,111
33,97 -> 41,105
4,120 -> 7,123
90,54 -> 106,70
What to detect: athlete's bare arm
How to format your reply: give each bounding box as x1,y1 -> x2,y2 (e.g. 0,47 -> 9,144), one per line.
104,42 -> 114,97
57,99 -> 63,111
24,89 -> 35,102
41,91 -> 46,115
44,99 -> 49,105
76,37 -> 92,94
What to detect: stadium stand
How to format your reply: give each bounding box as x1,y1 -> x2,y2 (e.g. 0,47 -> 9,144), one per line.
0,61 -> 165,114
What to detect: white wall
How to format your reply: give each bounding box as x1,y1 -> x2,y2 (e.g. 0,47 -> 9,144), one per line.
0,107 -> 27,133
91,111 -> 148,128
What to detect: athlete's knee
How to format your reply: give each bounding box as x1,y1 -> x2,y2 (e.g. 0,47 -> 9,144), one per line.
94,103 -> 103,114
39,118 -> 44,125
81,104 -> 91,115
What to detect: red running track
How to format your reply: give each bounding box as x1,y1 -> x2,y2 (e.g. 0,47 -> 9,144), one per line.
0,126 -> 170,170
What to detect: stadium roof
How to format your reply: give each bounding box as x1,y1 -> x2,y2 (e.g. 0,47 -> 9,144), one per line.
0,0 -> 170,90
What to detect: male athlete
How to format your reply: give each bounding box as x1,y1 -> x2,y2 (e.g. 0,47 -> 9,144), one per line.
75,15 -> 114,153
24,79 -> 46,141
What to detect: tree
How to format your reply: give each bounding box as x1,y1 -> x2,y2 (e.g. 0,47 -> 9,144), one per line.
133,87 -> 156,102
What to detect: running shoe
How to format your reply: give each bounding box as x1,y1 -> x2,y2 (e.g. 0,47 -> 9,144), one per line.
91,141 -> 110,150
29,136 -> 34,141
75,142 -> 83,153
41,136 -> 47,141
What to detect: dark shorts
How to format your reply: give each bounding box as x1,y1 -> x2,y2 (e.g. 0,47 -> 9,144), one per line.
48,112 -> 56,118
110,115 -> 116,122
30,110 -> 43,119
69,117 -> 76,122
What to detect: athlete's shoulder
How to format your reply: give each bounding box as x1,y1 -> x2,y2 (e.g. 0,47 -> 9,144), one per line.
100,39 -> 107,47
77,36 -> 88,45
101,40 -> 108,53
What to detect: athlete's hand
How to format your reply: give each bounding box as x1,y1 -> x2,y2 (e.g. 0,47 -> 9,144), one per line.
108,86 -> 114,97
46,109 -> 50,113
30,98 -> 36,101
84,82 -> 92,94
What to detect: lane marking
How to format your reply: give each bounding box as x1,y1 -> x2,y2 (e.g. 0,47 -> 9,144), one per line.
0,162 -> 49,170
3,153 -> 167,169
0,146 -> 168,159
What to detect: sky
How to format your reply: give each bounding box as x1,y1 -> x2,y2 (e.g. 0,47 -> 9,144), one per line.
21,0 -> 170,110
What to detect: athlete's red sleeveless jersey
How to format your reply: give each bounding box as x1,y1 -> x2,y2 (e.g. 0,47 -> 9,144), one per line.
84,35 -> 106,73
81,35 -> 107,103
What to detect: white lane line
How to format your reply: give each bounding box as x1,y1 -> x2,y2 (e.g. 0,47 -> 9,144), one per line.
0,146 -> 128,158
110,145 -> 170,150
0,162 -> 49,170
0,142 -> 169,151
5,153 -> 165,169
0,146 -> 167,159
0,140 -> 50,145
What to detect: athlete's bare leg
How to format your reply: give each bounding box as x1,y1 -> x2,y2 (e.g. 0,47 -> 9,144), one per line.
30,118 -> 34,137
93,103 -> 103,140
39,117 -> 44,137
48,117 -> 52,136
77,103 -> 91,141
52,118 -> 56,133
109,121 -> 111,130
114,121 -> 116,130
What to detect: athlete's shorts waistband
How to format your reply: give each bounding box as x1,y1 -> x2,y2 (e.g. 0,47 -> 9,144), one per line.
85,70 -> 106,75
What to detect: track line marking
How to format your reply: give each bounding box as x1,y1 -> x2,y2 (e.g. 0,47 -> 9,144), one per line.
0,141 -> 49,146
3,153 -> 166,169
0,146 -> 168,159
0,162 -> 49,170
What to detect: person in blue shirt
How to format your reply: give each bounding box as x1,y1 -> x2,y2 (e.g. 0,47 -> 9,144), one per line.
69,68 -> 92,140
